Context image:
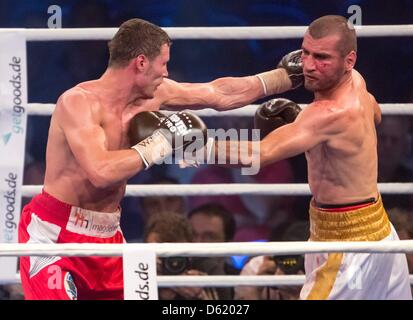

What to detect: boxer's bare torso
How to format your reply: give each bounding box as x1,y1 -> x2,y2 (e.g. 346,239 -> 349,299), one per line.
305,70 -> 380,205
44,43 -> 270,212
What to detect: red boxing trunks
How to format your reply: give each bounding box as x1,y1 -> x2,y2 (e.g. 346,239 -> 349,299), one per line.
18,191 -> 124,300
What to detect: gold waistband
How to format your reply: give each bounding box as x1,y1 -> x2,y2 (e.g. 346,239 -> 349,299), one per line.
309,196 -> 391,241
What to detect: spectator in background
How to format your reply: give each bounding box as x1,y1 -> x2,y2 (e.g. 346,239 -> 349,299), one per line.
121,176 -> 186,242
188,203 -> 239,276
234,221 -> 309,300
143,212 -> 232,300
188,203 -> 236,243
189,163 -> 295,242
141,177 -> 186,220
377,116 -> 413,210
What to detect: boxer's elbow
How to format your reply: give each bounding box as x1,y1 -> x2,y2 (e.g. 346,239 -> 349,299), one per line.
88,171 -> 113,189
88,163 -> 118,189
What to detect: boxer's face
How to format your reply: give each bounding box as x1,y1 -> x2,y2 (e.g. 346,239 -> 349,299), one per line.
301,33 -> 346,92
135,43 -> 170,99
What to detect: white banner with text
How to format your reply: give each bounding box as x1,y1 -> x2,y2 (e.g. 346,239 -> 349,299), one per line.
123,246 -> 159,300
0,32 -> 27,281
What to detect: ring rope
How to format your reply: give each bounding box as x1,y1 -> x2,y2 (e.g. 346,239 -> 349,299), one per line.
27,103 -> 413,117
1,274 -> 307,287
150,274 -> 413,287
4,273 -> 413,287
158,275 -> 306,287
21,183 -> 413,198
3,273 -> 413,287
2,241 -> 413,257
1,25 -> 413,41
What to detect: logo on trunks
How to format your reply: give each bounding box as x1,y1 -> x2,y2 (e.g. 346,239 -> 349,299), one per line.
74,209 -> 89,228
64,272 -> 78,300
68,207 -> 119,237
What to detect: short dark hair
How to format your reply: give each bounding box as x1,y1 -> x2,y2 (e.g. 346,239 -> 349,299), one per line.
308,15 -> 357,56
108,18 -> 172,68
188,204 -> 236,241
143,212 -> 192,243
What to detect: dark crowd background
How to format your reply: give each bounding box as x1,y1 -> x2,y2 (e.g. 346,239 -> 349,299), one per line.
1,0 -> 413,299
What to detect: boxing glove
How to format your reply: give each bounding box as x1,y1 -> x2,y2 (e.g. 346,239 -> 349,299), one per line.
128,111 -> 166,145
277,50 -> 304,89
254,98 -> 301,138
131,111 -> 208,169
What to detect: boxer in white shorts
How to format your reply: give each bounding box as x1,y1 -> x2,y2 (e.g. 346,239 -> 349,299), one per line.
221,15 -> 412,300
300,196 -> 411,299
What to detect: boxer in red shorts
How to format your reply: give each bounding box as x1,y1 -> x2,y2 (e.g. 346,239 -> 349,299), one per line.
19,191 -> 124,299
19,18 -> 299,300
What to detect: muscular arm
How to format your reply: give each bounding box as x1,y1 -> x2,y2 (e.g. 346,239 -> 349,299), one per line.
215,102 -> 348,167
158,69 -> 291,111
57,90 -> 144,188
214,120 -> 320,168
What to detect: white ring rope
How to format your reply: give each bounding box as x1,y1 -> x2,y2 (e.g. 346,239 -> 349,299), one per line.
21,183 -> 413,198
27,103 -> 413,117
2,242 -> 413,286
1,273 -> 307,287
155,274 -> 413,287
3,274 -> 413,287
2,25 -> 413,41
2,241 -> 413,257
159,275 -> 306,287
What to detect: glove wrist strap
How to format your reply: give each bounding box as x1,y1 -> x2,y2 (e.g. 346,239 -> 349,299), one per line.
131,130 -> 173,170
256,69 -> 292,96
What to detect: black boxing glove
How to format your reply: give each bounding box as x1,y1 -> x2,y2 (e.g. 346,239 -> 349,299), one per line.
128,111 -> 166,145
277,50 -> 304,89
254,98 -> 301,138
131,111 -> 208,169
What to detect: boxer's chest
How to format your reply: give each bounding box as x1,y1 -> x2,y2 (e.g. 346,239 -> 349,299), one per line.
101,112 -> 129,150
102,95 -> 164,150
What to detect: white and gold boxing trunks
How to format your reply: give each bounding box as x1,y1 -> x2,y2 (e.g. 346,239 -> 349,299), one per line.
300,196 -> 412,300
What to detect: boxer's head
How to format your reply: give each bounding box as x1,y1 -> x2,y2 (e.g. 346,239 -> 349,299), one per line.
302,15 -> 357,92
108,18 -> 171,68
108,18 -> 172,98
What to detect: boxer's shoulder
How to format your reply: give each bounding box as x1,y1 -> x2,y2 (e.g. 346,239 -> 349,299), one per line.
56,85 -> 104,120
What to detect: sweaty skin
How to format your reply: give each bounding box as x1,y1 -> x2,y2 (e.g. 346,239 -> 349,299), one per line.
292,70 -> 379,204
263,34 -> 381,204
44,43 -> 290,212
221,33 -> 382,205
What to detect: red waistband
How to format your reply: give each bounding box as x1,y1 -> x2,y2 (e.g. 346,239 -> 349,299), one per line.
29,191 -> 121,238
316,201 -> 375,212
30,190 -> 73,228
